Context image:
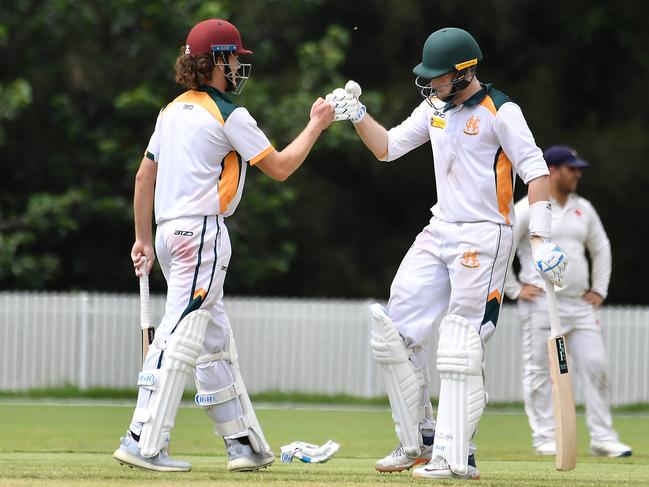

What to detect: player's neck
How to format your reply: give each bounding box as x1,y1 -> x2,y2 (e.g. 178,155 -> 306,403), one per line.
208,78 -> 227,93
209,66 -> 229,93
551,188 -> 569,207
454,77 -> 481,105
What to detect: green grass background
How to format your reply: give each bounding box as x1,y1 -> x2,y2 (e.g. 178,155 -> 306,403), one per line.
0,401 -> 647,486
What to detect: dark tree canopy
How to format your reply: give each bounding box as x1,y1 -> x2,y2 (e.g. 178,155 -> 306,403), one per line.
2,0 -> 648,304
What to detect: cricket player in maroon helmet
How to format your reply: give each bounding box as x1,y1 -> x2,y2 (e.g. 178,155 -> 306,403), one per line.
113,18 -> 333,472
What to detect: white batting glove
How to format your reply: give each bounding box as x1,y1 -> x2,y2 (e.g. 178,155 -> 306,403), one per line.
531,238 -> 568,287
325,80 -> 366,123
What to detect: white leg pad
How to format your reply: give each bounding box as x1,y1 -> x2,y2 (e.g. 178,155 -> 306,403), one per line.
138,310 -> 209,458
433,314 -> 485,475
195,333 -> 272,455
228,333 -> 271,454
370,303 -> 424,458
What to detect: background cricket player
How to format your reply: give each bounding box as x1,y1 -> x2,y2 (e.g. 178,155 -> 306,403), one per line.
113,18 -> 333,472
505,145 -> 632,458
326,27 -> 567,480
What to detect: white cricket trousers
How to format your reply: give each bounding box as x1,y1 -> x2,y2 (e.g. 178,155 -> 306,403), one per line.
388,217 -> 514,346
130,215 -> 244,435
518,296 -> 619,447
386,216 -> 513,435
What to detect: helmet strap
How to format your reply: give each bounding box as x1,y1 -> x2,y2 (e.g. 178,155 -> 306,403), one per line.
440,66 -> 476,103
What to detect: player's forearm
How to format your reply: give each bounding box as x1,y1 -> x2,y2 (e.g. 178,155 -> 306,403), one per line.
503,264 -> 523,300
353,114 -> 389,160
273,120 -> 324,180
133,169 -> 155,243
527,175 -> 550,204
589,245 -> 612,298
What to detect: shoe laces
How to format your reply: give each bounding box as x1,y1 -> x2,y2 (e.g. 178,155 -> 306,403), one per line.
391,445 -> 405,457
427,456 -> 449,470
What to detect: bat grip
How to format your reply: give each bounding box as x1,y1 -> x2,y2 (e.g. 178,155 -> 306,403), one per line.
545,280 -> 563,337
139,257 -> 151,330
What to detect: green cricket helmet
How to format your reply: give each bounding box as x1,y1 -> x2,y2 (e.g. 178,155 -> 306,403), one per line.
413,28 -> 482,104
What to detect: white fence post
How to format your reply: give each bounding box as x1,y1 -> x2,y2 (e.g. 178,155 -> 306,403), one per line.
78,292 -> 90,391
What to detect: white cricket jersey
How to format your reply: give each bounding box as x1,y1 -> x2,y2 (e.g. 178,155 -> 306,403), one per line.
505,194 -> 612,299
145,86 -> 273,224
385,84 -> 548,226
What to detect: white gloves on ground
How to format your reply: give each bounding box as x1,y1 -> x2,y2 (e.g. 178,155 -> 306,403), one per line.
280,440 -> 340,463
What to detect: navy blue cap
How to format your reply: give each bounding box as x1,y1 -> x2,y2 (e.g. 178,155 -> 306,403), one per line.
543,145 -> 589,168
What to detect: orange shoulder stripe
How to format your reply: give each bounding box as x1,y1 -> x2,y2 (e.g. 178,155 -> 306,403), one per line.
480,95 -> 497,116
173,91 -> 225,125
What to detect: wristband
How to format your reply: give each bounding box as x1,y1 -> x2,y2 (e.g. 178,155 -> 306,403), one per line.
350,103 -> 366,124
529,200 -> 552,238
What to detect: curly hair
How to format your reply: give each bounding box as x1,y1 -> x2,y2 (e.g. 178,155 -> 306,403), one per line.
174,48 -> 215,90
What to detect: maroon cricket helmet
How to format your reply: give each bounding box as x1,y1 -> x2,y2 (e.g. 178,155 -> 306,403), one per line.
185,19 -> 252,56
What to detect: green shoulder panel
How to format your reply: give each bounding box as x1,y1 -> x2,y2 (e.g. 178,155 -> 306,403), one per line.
488,87 -> 510,111
199,85 -> 237,122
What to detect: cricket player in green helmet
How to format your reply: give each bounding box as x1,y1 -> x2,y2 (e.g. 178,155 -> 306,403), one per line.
326,27 -> 568,480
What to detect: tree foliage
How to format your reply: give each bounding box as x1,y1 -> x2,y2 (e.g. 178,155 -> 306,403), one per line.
1,0 -> 648,303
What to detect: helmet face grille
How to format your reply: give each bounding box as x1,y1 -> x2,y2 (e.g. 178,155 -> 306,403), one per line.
213,51 -> 252,95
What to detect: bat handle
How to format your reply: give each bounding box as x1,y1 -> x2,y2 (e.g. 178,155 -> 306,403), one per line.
545,280 -> 562,337
139,257 -> 151,330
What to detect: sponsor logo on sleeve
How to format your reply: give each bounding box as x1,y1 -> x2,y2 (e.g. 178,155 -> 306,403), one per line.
431,110 -> 446,129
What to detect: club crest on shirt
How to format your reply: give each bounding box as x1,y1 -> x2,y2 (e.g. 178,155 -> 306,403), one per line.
575,208 -> 583,217
461,249 -> 480,268
463,115 -> 480,135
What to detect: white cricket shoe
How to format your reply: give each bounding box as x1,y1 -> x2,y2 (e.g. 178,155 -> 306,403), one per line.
225,438 -> 275,472
375,444 -> 433,473
412,456 -> 481,480
535,440 -> 556,456
590,440 -> 632,457
113,431 -> 191,472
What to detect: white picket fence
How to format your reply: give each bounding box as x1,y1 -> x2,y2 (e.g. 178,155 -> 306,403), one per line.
1,293 -> 648,405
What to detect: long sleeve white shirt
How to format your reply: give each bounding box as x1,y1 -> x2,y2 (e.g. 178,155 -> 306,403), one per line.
385,84 -> 548,226
505,193 -> 612,300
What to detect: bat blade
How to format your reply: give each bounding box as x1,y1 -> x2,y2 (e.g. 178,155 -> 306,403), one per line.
548,334 -> 577,471
545,281 -> 577,471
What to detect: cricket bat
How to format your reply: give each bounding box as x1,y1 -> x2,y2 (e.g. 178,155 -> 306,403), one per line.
545,280 -> 577,471
139,257 -> 155,364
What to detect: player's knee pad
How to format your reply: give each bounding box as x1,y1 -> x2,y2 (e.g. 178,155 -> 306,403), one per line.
433,314 -> 485,475
370,303 -> 427,457
135,310 -> 209,458
194,333 -> 271,456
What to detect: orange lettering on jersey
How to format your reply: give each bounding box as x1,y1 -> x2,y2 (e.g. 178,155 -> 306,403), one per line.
461,249 -> 480,268
463,116 -> 480,135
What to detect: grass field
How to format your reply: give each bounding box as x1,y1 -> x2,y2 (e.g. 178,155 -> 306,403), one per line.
0,400 -> 647,486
